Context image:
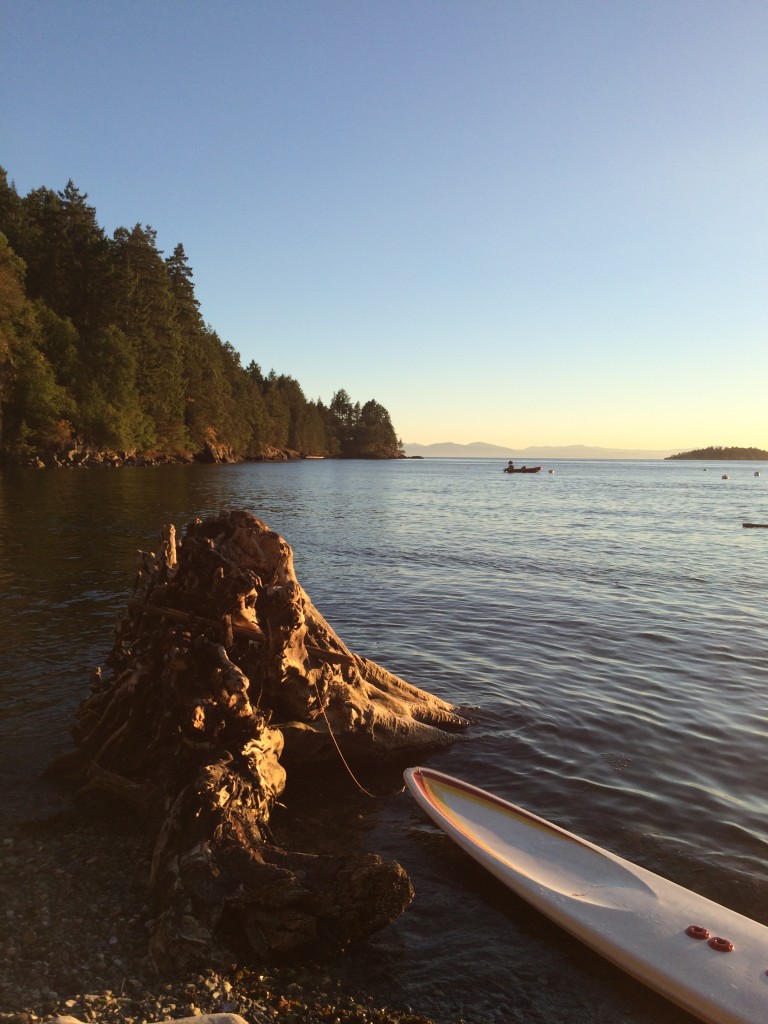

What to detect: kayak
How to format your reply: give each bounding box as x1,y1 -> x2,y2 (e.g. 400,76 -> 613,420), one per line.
503,465 -> 541,473
404,766 -> 768,1024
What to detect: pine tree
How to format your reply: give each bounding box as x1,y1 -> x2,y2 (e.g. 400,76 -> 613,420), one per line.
0,168 -> 404,463
108,225 -> 186,451
354,399 -> 401,457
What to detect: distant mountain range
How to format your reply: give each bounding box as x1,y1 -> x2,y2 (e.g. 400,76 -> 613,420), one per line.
402,441 -> 680,459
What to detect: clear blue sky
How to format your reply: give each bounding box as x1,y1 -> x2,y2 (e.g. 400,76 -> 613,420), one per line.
3,1 -> 767,450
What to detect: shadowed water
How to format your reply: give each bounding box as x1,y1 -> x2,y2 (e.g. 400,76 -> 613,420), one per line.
1,458 -> 767,1023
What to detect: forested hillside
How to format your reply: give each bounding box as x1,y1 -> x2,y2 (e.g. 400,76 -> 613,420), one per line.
0,168 -> 402,465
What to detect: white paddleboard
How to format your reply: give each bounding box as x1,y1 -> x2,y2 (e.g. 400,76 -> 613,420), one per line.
404,766 -> 768,1024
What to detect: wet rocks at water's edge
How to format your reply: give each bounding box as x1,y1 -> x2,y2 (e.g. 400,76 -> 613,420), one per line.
2,437 -> 407,468
1,440 -> 302,468
0,827 -> 435,1024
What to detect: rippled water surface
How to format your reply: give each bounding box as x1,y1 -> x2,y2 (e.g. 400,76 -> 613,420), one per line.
1,458 -> 767,1022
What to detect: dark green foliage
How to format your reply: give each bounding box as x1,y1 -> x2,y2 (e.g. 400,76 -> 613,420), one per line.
0,170 -> 25,255
19,181 -> 108,332
326,389 -> 401,457
667,446 -> 768,461
0,167 -> 403,461
1,299 -> 76,451
355,399 -> 401,457
107,224 -> 187,451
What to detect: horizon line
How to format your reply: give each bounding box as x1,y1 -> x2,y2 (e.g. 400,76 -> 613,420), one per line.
403,440 -> 681,453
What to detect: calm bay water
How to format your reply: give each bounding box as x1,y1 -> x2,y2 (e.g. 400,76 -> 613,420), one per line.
1,458 -> 767,1023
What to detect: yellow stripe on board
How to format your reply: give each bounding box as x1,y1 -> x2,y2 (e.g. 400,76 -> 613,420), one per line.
424,776 -> 589,865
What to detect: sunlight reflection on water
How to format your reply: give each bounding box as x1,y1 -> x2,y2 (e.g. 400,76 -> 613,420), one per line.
1,458 -> 767,1022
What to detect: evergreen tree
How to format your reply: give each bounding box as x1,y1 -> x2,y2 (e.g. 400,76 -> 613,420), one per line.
1,233 -> 75,451
212,340 -> 249,452
353,399 -> 401,456
166,242 -> 203,335
17,181 -> 107,331
329,388 -> 356,454
56,180 -> 107,329
0,232 -> 26,442
1,303 -> 75,452
0,169 -> 25,256
242,362 -> 271,451
108,225 -> 186,451
300,400 -> 330,456
275,374 -> 308,451
262,371 -> 291,449
0,168 -> 404,463
73,324 -> 153,450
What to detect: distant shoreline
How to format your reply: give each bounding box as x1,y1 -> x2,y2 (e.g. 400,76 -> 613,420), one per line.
404,442 -> 680,459
403,441 -> 768,460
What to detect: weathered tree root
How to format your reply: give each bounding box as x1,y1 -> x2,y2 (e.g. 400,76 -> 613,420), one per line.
56,510 -> 468,971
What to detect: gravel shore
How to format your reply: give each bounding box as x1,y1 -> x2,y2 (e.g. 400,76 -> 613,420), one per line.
0,802 -> 437,1024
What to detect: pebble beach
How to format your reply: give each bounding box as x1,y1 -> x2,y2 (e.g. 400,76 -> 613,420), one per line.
0,806 -> 437,1024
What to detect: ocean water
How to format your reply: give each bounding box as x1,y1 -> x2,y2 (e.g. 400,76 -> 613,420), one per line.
1,457 -> 767,1022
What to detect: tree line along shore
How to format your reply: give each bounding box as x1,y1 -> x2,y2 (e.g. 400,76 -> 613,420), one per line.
0,167 -> 403,468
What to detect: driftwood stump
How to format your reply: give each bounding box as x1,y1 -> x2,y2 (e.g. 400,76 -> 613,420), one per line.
62,510 -> 468,971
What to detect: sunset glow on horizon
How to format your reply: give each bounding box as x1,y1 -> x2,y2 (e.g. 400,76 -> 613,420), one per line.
3,2 -> 766,452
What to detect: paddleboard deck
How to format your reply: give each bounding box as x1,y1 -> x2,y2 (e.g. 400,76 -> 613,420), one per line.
404,766 -> 768,1024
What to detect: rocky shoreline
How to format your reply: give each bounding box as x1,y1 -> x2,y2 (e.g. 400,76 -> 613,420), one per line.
1,446 -> 406,469
0,441 -> 302,469
0,805 -> 438,1024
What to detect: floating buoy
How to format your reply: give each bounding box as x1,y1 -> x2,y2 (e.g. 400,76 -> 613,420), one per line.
548,469 -> 555,474
722,474 -> 729,480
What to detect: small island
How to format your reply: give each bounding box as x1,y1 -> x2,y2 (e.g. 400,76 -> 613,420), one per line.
667,446 -> 768,461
